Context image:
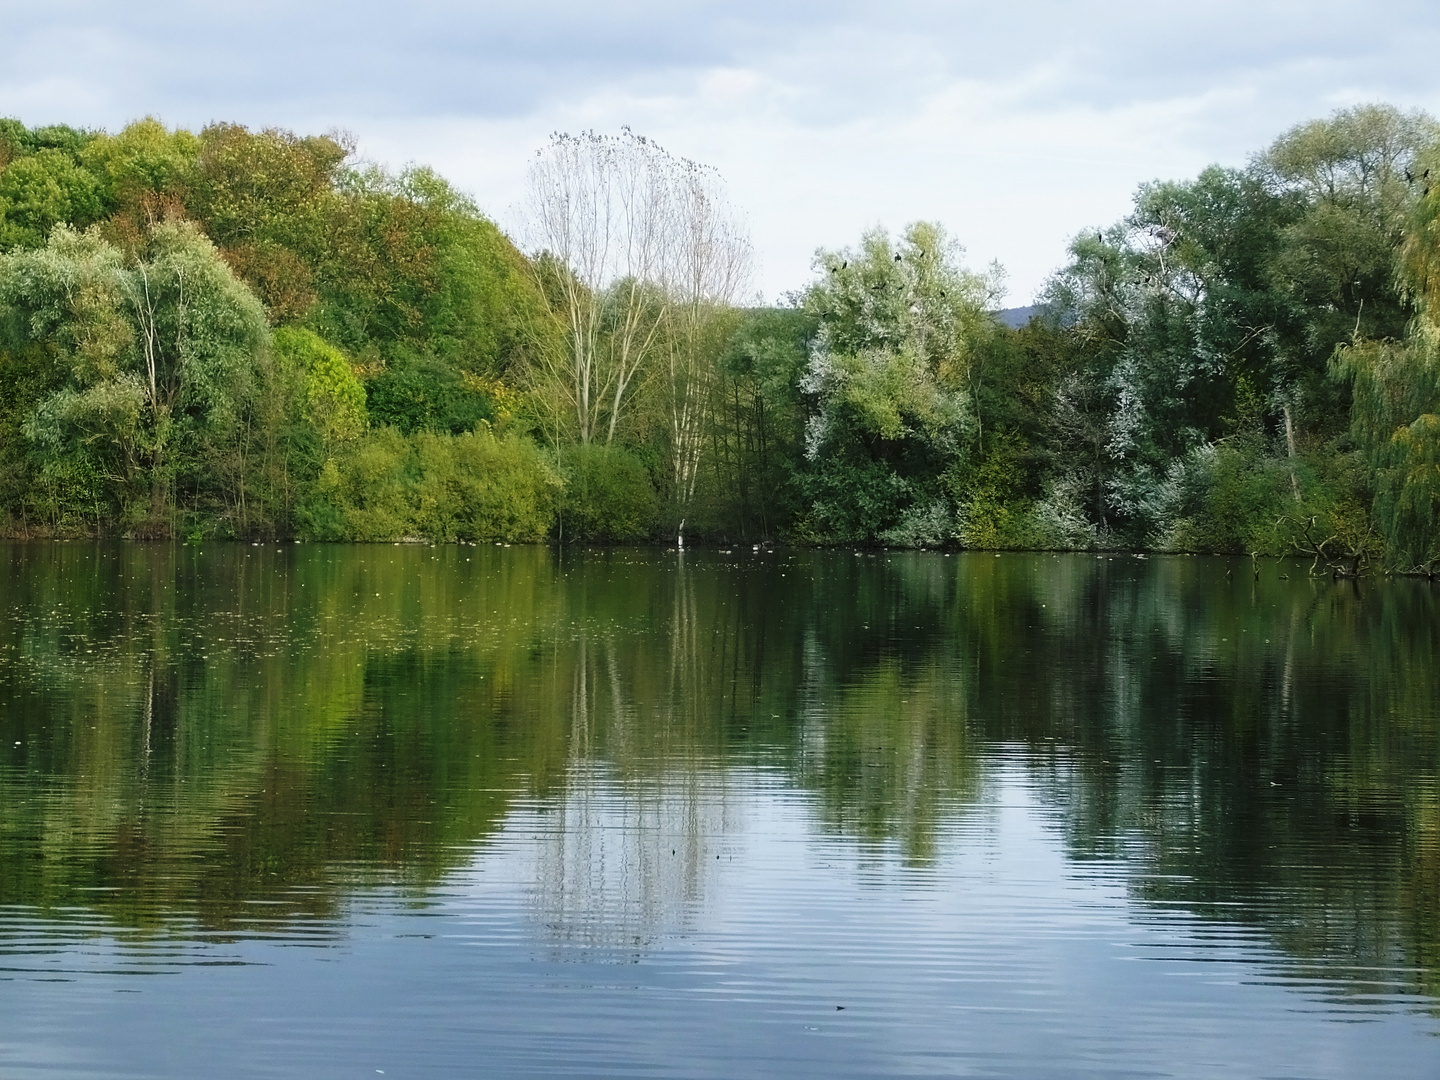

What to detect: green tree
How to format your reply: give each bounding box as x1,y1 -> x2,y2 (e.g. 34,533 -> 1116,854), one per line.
0,226 -> 141,525
689,306 -> 813,540
1260,103 -> 1437,444
80,117 -> 200,246
0,222 -> 269,531
186,123 -> 349,323
1329,149 -> 1440,570
0,149 -> 103,250
364,353 -> 498,435
1042,104 -> 1437,550
797,221 -> 1000,543
273,326 -> 366,446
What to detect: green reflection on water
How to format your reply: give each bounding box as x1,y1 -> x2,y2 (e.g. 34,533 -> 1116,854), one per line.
0,544 -> 1436,1003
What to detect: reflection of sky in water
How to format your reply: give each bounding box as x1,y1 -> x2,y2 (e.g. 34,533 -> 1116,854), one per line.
1,545 -> 1437,1077
4,762 -> 1436,1079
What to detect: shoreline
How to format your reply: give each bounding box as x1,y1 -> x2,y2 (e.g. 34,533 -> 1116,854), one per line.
3,535 -> 1436,578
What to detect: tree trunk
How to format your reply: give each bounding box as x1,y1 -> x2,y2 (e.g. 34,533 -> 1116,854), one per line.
1282,404 -> 1301,502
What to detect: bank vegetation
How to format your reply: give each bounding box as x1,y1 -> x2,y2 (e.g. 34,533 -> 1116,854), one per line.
2,108 -> 1440,571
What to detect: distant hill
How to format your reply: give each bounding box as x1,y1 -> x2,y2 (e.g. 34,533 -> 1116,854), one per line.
994,305 -> 1039,328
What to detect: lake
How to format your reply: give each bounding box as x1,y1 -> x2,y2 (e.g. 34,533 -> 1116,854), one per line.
0,543 -> 1436,1078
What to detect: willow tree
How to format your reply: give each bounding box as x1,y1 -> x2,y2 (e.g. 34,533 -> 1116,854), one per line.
0,222 -> 268,531
798,221 -> 1002,543
1260,103 -> 1438,446
1331,136 -> 1440,571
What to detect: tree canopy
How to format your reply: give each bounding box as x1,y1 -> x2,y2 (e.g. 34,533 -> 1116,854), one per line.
1,105 -> 1438,569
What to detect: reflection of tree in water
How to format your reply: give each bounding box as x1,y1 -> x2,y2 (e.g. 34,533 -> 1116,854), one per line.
0,543 -> 1435,1007
793,629 -> 983,867
527,552 -> 984,950
945,554 -> 1440,1008
0,543 -> 575,934
530,763 -> 732,958
529,558 -> 737,956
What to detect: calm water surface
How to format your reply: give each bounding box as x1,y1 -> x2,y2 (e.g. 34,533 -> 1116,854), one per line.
0,544 -> 1437,1078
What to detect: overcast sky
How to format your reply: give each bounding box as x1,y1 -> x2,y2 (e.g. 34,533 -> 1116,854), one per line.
3,1 -> 1439,303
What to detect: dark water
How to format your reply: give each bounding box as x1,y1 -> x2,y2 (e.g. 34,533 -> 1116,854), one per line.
0,544 -> 1437,1079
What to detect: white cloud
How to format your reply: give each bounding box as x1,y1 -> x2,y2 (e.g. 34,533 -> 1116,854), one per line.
3,1 -> 1440,301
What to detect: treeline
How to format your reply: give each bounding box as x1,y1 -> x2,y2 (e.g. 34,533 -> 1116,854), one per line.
1,108 -> 1439,567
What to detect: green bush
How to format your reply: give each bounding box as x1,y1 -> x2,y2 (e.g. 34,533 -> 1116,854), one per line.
881,500 -> 955,548
558,443 -> 658,542
296,426 -> 559,542
273,327 -> 366,445
364,354 -> 496,435
409,430 -> 560,541
308,427 -> 410,541
1162,443 -> 1290,554
955,493 -> 1034,549
948,435 -> 1037,549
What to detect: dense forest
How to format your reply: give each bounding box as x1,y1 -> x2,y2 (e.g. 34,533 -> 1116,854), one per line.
1,106 -> 1439,570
